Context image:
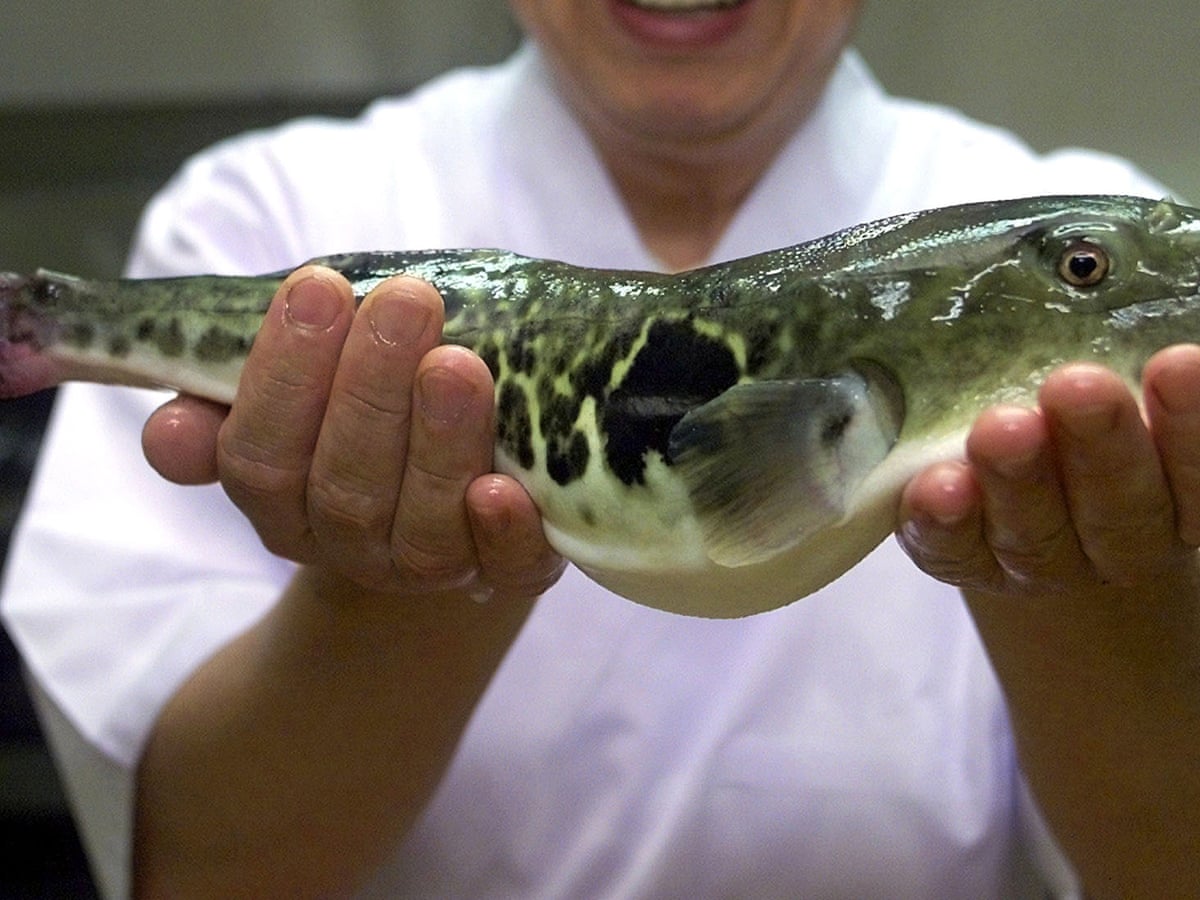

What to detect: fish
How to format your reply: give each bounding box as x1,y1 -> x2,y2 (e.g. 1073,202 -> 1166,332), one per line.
3,194 -> 1200,617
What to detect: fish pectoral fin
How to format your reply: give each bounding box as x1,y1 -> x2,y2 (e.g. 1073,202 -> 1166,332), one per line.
666,369 -> 902,568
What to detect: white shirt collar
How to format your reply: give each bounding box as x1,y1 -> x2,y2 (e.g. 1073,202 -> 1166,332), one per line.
492,45 -> 901,270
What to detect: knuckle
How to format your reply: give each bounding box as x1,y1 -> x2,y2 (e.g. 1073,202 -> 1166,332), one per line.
218,453 -> 301,517
988,518 -> 1075,581
993,520 -> 1070,571
217,424 -> 301,495
215,430 -> 318,562
407,458 -> 474,505
306,474 -> 391,537
898,521 -> 999,591
390,531 -> 476,589
336,381 -> 411,431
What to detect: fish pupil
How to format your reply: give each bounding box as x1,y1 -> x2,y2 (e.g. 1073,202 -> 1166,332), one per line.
1069,255 -> 1099,280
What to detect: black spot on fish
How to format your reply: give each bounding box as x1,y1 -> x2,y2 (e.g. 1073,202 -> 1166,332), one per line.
743,319 -> 780,376
496,380 -> 535,470
64,322 -> 95,349
193,326 -> 251,363
538,385 -> 582,449
601,319 -> 739,485
136,318 -> 156,342
155,319 -> 186,358
569,328 -> 638,401
507,326 -> 538,375
546,429 -> 591,486
108,333 -> 132,358
476,341 -> 501,381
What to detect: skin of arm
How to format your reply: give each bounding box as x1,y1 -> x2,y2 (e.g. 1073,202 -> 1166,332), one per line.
898,346 -> 1200,899
133,270 -> 563,898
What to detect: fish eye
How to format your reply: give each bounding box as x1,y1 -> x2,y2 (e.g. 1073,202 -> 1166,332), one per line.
1057,240 -> 1110,287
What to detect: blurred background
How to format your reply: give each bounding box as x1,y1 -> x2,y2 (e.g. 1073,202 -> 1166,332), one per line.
1,1 -> 1197,895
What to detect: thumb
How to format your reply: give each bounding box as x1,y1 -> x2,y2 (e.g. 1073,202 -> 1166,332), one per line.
142,393 -> 229,484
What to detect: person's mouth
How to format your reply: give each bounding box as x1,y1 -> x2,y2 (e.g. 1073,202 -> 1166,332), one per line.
610,0 -> 754,46
621,0 -> 748,8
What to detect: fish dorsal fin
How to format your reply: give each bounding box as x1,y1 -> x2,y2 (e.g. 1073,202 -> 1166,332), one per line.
666,368 -> 902,568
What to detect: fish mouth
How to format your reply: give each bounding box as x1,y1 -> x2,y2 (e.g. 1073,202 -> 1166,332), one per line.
0,272 -> 60,357
0,273 -> 43,348
0,272 -> 69,398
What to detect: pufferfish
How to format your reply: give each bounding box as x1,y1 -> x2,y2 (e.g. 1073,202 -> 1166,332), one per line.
3,195 -> 1199,616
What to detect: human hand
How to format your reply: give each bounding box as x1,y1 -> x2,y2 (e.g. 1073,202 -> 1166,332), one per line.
897,349 -> 1200,897
896,344 -> 1200,598
141,266 -> 564,601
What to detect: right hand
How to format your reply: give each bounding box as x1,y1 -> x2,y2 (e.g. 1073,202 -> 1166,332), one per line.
141,265 -> 564,601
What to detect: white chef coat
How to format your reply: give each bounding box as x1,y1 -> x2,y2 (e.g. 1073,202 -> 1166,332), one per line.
2,44 -> 1166,899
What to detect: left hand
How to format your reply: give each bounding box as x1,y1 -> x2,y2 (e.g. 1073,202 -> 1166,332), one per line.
897,344 -> 1200,597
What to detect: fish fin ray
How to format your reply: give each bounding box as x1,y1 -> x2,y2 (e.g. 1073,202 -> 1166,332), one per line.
667,370 -> 901,568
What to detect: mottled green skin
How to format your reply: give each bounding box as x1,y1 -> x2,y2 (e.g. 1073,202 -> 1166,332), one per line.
6,195 -> 1200,614
324,195 -> 1200,494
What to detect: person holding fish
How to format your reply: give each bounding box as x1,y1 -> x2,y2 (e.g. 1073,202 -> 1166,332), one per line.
3,1 -> 1199,898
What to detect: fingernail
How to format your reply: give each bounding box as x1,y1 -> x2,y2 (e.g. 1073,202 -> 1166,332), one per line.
419,367 -> 475,424
369,290 -> 433,347
285,276 -> 340,330
924,463 -> 974,527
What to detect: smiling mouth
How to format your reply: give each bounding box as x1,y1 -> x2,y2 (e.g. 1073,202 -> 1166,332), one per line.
622,0 -> 748,10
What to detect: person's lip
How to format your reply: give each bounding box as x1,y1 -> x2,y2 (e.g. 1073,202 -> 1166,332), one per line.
607,0 -> 756,50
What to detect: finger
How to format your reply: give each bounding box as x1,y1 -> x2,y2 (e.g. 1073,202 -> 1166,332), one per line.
897,460 -> 1000,592
305,277 -> 444,588
1040,363 -> 1177,584
1143,344 -> 1200,546
965,405 -> 1085,589
390,345 -> 496,591
466,474 -> 565,602
217,267 -> 355,561
142,394 -> 228,485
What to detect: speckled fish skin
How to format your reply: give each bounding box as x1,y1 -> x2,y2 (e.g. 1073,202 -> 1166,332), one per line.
4,194 -> 1200,617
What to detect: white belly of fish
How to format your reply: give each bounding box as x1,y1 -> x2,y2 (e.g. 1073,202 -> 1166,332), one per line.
501,427 -> 967,619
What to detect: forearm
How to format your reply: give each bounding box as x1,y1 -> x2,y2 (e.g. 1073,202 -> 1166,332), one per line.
964,560 -> 1200,899
133,565 -> 534,899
